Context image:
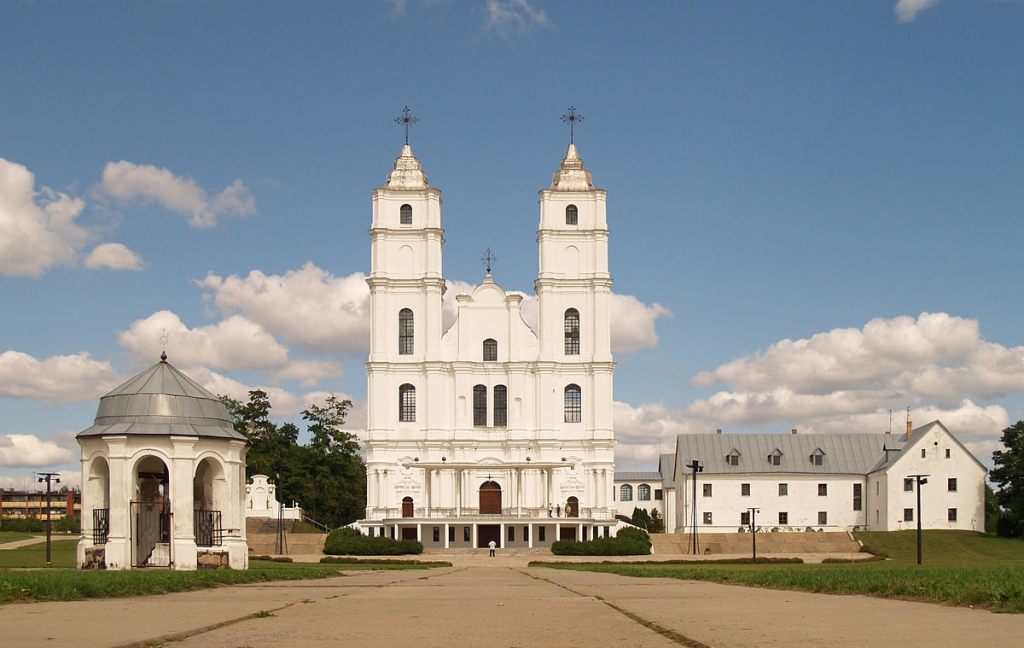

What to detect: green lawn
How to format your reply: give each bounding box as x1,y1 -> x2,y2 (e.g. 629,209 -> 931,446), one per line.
0,531 -> 39,545
0,538 -> 76,568
535,531 -> 1024,613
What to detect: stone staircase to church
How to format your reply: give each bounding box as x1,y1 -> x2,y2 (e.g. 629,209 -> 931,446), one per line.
651,531 -> 861,556
246,518 -> 327,556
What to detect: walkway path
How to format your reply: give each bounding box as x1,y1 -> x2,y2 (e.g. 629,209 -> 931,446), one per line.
2,557 -> 1023,647
0,535 -> 47,550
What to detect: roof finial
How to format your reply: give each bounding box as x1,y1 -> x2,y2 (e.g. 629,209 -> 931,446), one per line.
395,105 -> 418,145
561,105 -> 584,145
480,247 -> 497,274
159,329 -> 169,362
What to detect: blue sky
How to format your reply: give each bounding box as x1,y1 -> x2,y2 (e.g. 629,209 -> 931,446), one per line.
2,0 -> 1023,489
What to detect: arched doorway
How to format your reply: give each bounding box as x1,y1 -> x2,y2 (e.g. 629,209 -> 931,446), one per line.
479,481 -> 502,515
402,496 -> 414,518
193,458 -> 225,548
132,455 -> 170,568
566,496 -> 579,518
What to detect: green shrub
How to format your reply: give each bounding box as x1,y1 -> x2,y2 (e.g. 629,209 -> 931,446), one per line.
551,527 -> 652,556
323,527 -> 423,556
0,517 -> 45,533
54,516 -> 80,534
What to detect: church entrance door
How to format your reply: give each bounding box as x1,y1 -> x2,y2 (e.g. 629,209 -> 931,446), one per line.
479,481 -> 502,514
402,496 -> 414,518
566,496 -> 579,518
478,524 -> 500,549
559,527 -> 577,541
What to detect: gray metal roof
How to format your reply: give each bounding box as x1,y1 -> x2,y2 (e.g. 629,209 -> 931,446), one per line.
674,432 -> 893,476
659,453 -> 676,488
77,355 -> 246,441
614,472 -> 662,482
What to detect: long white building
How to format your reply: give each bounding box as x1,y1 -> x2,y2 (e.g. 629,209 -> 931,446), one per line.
357,141 -> 617,549
671,421 -> 986,535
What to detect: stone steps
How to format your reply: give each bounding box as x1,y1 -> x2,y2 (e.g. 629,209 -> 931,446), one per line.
246,517 -> 325,555
651,531 -> 860,556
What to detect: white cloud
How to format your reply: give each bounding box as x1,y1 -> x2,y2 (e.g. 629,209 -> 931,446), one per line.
612,313 -> 1019,470
895,0 -> 939,22
118,310 -> 291,373
610,293 -> 672,354
196,264 -> 371,353
0,157 -> 93,277
100,161 -> 256,229
84,242 -> 144,271
0,434 -> 75,468
484,0 -> 549,34
0,351 -> 120,403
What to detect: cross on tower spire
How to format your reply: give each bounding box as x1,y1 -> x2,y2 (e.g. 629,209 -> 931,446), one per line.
480,248 -> 497,274
395,105 -> 418,145
561,105 -> 584,145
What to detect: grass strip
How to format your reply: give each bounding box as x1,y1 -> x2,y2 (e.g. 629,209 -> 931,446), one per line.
538,561 -> 1024,613
0,566 -> 345,604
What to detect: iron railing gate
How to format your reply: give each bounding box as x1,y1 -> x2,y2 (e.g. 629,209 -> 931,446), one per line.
131,500 -> 171,567
92,508 -> 109,544
193,509 -> 223,547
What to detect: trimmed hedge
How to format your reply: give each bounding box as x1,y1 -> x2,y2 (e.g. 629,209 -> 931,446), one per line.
0,517 -> 45,532
323,527 -> 423,556
551,527 -> 652,556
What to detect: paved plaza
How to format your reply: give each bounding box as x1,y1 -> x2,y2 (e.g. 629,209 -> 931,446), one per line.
3,555 -> 1023,647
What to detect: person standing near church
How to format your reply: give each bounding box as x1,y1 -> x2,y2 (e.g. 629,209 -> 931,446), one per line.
488,539 -> 496,557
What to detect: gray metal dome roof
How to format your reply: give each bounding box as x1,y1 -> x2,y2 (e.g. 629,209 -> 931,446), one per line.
77,354 -> 247,441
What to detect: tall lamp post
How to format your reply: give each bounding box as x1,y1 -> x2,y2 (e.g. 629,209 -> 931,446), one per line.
909,474 -> 928,565
686,460 -> 703,554
37,472 -> 60,566
747,507 -> 760,563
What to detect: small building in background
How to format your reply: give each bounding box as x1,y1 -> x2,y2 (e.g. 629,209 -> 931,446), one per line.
0,488 -> 80,520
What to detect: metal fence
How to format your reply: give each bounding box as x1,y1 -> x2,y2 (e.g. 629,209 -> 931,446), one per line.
194,509 -> 223,547
92,508 -> 109,544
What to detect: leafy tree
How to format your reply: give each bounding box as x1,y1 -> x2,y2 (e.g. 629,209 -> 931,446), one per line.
991,421 -> 1024,538
648,507 -> 666,534
631,507 -> 651,530
221,391 -> 366,529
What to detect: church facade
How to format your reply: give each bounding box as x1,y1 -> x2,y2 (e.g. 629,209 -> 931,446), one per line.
356,142 -> 618,549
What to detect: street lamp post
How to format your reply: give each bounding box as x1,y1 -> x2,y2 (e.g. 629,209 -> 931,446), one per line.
747,507 -> 760,563
686,460 -> 703,554
36,472 -> 60,566
909,474 -> 929,565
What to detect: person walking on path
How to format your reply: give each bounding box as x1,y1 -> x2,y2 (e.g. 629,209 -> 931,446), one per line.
488,540 -> 496,557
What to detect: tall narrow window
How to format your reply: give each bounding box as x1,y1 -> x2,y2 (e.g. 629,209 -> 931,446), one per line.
564,309 -> 580,355
493,385 -> 507,427
565,204 -> 578,225
620,484 -> 633,501
399,384 -> 416,422
400,204 -> 412,224
473,385 -> 487,427
483,338 -> 497,361
564,384 -> 581,423
853,483 -> 862,511
399,309 -> 414,355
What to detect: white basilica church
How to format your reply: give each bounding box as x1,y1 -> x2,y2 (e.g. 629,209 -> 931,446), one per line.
356,138 -> 618,549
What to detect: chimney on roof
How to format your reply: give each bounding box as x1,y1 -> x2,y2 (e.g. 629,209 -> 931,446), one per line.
907,420 -> 913,438
716,428 -> 722,435
791,428 -> 797,435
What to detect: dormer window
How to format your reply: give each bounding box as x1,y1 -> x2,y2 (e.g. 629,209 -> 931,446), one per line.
768,449 -> 783,466
400,204 -> 412,224
726,449 -> 741,467
809,448 -> 825,466
565,204 -> 578,225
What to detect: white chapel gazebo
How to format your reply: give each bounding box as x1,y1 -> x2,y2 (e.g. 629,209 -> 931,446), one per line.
76,353 -> 249,570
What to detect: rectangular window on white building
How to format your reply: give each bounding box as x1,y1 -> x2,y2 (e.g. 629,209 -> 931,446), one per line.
703,484 -> 712,497
778,511 -> 788,525
740,511 -> 750,526
946,448 -> 951,459
818,483 -> 827,497
948,508 -> 957,522
904,478 -> 914,492
703,512 -> 713,525
948,478 -> 957,492
741,483 -> 751,497
818,511 -> 827,525
778,483 -> 788,496
904,508 -> 914,522
853,483 -> 862,511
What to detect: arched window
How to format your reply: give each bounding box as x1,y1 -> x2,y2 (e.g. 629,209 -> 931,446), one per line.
564,384 -> 581,423
564,308 -> 580,355
483,338 -> 497,361
493,385 -> 507,427
399,384 -> 416,422
620,484 -> 633,502
398,308 -> 414,355
473,385 -> 488,427
565,204 -> 578,225
637,484 -> 651,501
400,204 -> 412,225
